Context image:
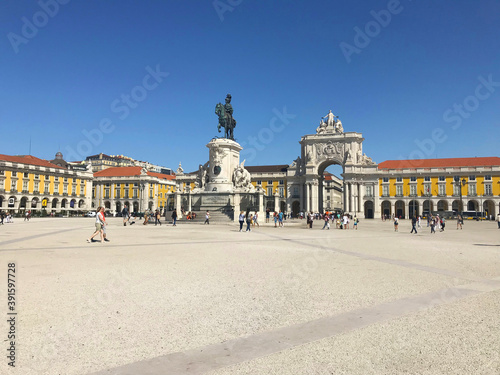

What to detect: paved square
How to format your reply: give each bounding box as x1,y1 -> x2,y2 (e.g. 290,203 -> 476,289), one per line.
1,218 -> 499,374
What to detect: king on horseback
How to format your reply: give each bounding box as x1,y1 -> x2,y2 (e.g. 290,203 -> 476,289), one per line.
215,93 -> 236,140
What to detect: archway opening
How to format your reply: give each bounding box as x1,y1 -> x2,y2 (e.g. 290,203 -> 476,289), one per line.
409,200 -> 419,218
319,163 -> 344,214
292,201 -> 300,217
395,200 -> 405,219
467,200 -> 478,211
483,200 -> 495,219
364,201 -> 374,219
381,200 -> 391,219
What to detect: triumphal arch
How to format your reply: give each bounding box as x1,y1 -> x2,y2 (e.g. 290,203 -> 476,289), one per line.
285,110 -> 380,217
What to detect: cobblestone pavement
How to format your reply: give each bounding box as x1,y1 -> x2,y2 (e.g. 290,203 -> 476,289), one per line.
0,218 -> 499,375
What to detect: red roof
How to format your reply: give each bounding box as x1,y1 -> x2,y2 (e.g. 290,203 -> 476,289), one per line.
378,157 -> 500,170
0,154 -> 64,169
93,166 -> 175,180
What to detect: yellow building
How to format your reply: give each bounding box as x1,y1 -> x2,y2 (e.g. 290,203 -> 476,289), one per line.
92,166 -> 176,214
377,157 -> 500,219
0,153 -> 93,214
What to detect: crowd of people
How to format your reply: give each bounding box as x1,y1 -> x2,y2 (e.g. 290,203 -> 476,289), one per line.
82,206 -> 500,243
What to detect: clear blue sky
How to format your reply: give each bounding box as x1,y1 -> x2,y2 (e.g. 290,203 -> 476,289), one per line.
1,0 -> 499,173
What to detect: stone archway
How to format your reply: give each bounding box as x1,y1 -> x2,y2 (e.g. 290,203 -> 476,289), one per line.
300,121 -> 376,217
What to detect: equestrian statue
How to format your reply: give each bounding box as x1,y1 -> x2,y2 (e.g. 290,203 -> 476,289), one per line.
215,93 -> 236,140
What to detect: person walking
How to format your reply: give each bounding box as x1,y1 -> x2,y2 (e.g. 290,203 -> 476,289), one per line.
102,209 -> 110,242
245,209 -> 252,232
410,216 -> 418,234
457,214 -> 463,230
204,210 -> 210,225
265,208 -> 270,223
322,214 -> 330,230
440,216 -> 446,231
278,210 -> 284,227
238,211 -> 245,231
417,215 -> 421,229
155,209 -> 162,226
353,216 -> 358,230
394,216 -> 399,232
172,209 -> 178,226
430,216 -> 436,233
253,212 -> 259,227
497,213 -> 500,229
122,204 -> 130,226
87,207 -> 105,243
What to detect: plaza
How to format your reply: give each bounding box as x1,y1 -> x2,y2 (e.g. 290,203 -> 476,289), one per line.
1,217 -> 499,374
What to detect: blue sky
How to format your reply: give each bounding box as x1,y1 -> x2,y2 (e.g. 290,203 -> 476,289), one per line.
1,0 -> 499,173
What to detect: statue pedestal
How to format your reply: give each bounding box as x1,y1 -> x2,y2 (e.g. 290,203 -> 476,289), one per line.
205,138 -> 242,193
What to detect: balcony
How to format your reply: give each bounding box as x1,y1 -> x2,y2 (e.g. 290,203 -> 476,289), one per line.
381,193 -> 390,198
467,193 -> 477,197
395,193 -> 403,197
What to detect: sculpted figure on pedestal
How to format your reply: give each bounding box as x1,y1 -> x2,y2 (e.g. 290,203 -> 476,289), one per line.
233,161 -> 253,190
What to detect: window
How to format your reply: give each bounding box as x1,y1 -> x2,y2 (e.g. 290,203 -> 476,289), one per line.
484,175 -> 492,181
382,177 -> 389,183
267,180 -> 273,185
80,185 -> 84,195
34,181 -> 39,191
44,183 -> 50,193
469,175 -> 476,181
438,184 -> 446,196
453,184 -> 461,196
24,172 -> 29,178
257,180 -> 262,185
382,185 -> 389,196
104,189 -> 110,199
63,185 -> 67,194
115,189 -> 120,199
0,170 -> 4,175
396,185 -> 403,196
454,176 -> 460,182
278,187 -> 284,197
64,177 -> 68,182
410,176 -> 417,182
365,185 -> 373,197
0,180 -> 4,189
293,186 -> 299,196
125,190 -> 130,198
267,187 -> 273,196
396,177 -> 402,182
279,180 -> 284,185
45,175 -> 50,180
23,180 -> 28,191
11,180 -> 17,191
424,184 -> 431,195
92,188 -> 96,198
35,174 -> 39,179
72,185 -> 76,195
485,183 -> 492,196
424,176 -> 431,182
410,185 -> 417,196
439,176 -> 445,182
468,184 -> 476,196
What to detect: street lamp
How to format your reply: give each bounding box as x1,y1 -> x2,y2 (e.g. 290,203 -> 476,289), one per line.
455,178 -> 466,216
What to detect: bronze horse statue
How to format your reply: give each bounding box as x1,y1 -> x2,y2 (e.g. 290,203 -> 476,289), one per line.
215,102 -> 236,140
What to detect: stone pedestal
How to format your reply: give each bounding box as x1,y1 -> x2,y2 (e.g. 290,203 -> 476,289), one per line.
205,138 -> 242,193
